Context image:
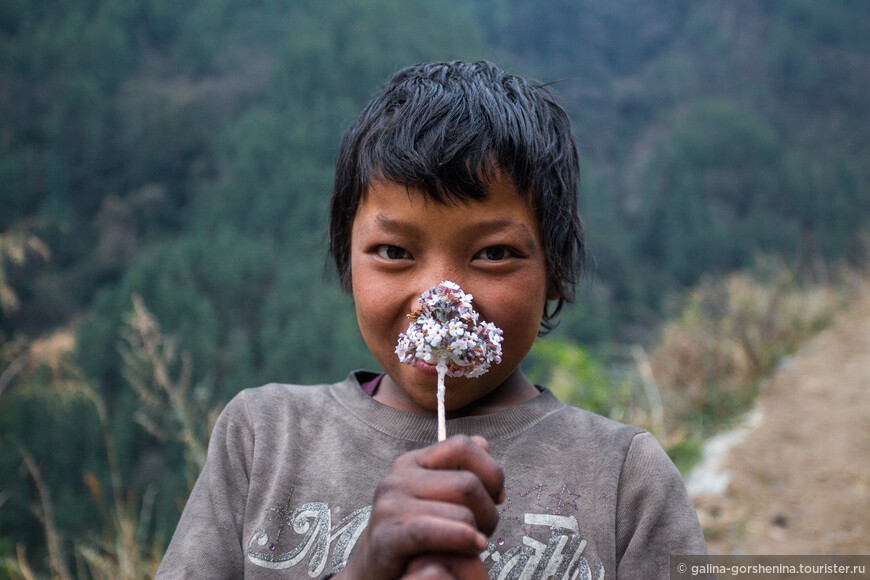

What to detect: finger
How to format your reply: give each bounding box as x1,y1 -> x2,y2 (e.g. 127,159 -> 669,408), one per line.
413,499 -> 478,530
444,555 -> 489,580
402,561 -> 454,580
406,435 -> 505,503
469,435 -> 489,453
376,496 -> 479,530
342,511 -> 483,580
402,564 -> 457,580
408,556 -> 488,580
387,513 -> 488,557
468,436 -> 507,504
469,436 -> 506,504
388,470 -> 500,536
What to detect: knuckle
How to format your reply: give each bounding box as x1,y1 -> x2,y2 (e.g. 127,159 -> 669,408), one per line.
390,451 -> 418,474
376,473 -> 408,498
369,497 -> 405,531
406,521 -> 429,545
454,471 -> 481,498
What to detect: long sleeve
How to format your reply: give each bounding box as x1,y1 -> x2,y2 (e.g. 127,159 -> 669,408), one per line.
156,392 -> 255,578
615,432 -> 707,579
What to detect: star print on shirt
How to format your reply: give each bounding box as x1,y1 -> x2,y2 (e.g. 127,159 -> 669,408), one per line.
499,482 -> 583,534
546,483 -> 582,515
498,483 -> 544,535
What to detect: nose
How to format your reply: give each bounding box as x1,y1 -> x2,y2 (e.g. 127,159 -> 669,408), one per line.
415,255 -> 465,297
401,255 -> 468,315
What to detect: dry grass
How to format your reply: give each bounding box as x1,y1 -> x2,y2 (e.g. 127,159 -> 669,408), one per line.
3,295 -> 219,579
119,294 -> 220,480
0,230 -> 50,316
651,259 -> 859,434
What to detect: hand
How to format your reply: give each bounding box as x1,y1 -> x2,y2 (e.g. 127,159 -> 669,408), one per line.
403,554 -> 489,580
336,435 -> 504,580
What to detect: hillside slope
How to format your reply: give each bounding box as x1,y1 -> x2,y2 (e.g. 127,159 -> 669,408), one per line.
693,287 -> 870,554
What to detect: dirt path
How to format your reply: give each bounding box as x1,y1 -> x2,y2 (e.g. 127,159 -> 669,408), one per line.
691,290 -> 870,554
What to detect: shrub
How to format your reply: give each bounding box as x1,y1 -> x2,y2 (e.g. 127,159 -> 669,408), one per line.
651,259 -> 846,433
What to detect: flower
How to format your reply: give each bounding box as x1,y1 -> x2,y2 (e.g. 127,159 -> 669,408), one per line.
449,337 -> 468,353
415,343 -> 433,362
395,280 -> 503,378
395,281 -> 505,442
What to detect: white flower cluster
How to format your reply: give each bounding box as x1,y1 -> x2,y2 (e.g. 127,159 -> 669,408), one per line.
395,280 -> 503,378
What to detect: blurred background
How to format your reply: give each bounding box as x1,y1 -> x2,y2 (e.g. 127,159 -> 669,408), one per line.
1,0 -> 869,576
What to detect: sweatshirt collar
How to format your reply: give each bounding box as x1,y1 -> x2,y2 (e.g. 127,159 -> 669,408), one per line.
330,370 -> 566,443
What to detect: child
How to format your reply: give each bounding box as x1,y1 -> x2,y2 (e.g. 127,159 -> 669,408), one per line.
157,61 -> 706,579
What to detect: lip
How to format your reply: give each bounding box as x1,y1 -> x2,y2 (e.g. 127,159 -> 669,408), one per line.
412,360 -> 439,377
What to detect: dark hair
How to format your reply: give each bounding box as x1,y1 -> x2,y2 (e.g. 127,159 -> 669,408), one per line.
329,61 -> 585,331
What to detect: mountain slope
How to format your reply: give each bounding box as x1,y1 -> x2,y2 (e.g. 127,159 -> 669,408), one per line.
694,282 -> 870,553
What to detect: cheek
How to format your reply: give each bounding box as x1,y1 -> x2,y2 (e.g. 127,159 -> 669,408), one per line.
353,284 -> 385,329
502,301 -> 545,348
480,284 -> 546,351
352,280 -> 403,349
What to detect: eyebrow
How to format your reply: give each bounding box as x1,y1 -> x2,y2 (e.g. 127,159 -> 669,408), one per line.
372,214 -> 417,233
372,214 -> 539,247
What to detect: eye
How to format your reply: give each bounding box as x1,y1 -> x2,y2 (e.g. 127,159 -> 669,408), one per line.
474,246 -> 514,262
375,245 -> 412,261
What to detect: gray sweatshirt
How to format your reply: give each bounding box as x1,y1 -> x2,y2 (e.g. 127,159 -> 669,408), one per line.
157,371 -> 706,579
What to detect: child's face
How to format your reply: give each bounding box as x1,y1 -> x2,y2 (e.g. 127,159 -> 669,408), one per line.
350,177 -> 555,416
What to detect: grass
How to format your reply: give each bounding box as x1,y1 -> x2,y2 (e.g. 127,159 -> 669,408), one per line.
649,258 -> 861,472
531,258 -> 861,475
2,296 -> 216,579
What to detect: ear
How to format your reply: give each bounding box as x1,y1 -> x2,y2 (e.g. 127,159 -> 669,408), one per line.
546,281 -> 561,301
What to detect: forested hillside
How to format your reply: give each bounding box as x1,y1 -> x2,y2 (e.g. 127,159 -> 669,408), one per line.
1,0 -> 868,575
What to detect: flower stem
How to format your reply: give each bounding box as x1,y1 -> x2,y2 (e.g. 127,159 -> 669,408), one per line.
436,354 -> 448,441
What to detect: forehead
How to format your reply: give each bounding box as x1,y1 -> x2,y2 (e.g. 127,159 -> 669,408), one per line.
352,179 -> 541,239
